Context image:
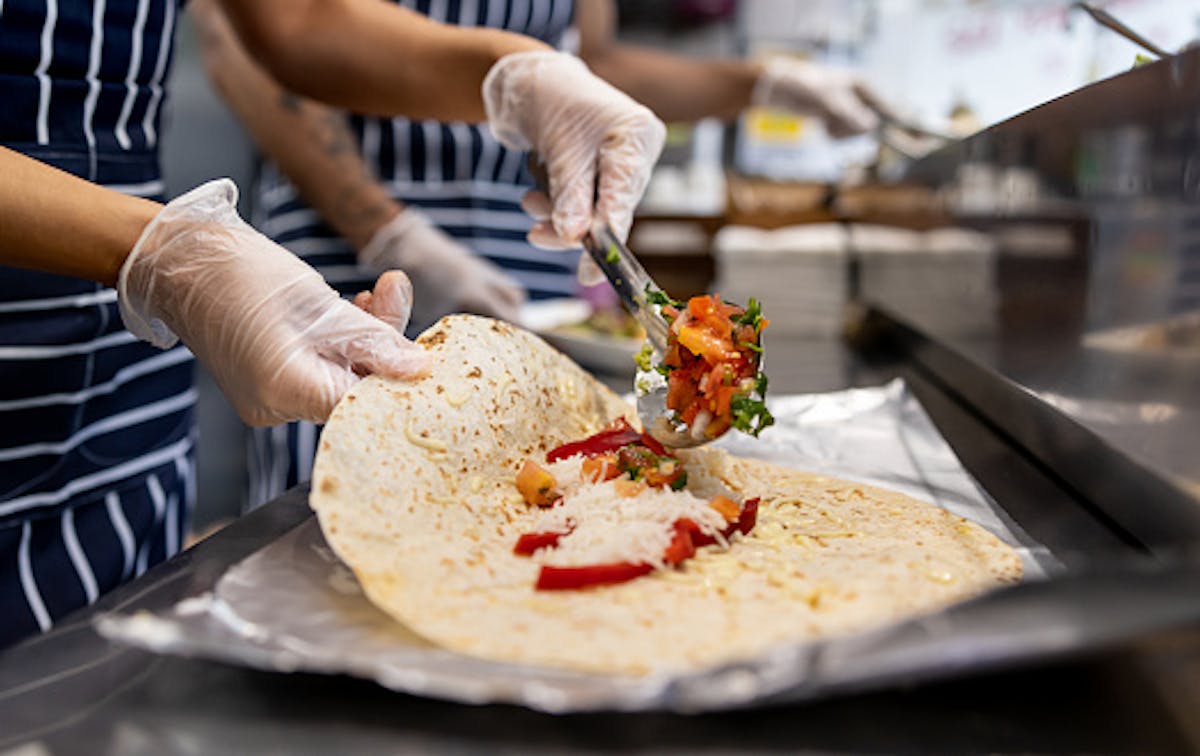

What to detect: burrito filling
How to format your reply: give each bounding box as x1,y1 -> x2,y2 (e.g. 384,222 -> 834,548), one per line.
513,419 -> 759,591
639,290 -> 774,440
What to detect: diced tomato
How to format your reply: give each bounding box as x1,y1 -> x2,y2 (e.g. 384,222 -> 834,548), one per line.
677,324 -> 739,364
738,497 -> 760,535
581,453 -> 621,482
688,294 -> 741,334
516,460 -> 558,507
714,385 -> 737,421
703,416 -> 731,440
513,529 -> 570,555
708,495 -> 740,523
536,562 -> 654,590
613,479 -> 647,497
642,459 -> 685,489
667,370 -> 698,416
663,519 -> 699,565
658,294 -> 769,442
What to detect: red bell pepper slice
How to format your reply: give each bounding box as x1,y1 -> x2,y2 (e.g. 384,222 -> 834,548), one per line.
513,529 -> 571,555
546,419 -> 641,462
546,418 -> 668,461
536,562 -> 654,590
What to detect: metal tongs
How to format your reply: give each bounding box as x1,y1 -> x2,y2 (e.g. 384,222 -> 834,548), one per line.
578,223 -> 710,449
526,155 -> 713,448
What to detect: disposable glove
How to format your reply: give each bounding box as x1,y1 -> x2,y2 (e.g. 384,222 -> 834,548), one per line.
358,207 -> 526,327
483,50 -> 666,251
118,179 -> 428,426
751,57 -> 892,138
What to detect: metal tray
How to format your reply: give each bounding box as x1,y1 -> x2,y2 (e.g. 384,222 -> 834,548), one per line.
95,381 -> 1200,713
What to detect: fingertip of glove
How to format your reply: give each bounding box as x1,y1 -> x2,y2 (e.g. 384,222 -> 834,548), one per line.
372,341 -> 431,380
527,223 -> 582,251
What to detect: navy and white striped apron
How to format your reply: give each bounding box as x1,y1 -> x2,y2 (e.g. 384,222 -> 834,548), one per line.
0,0 -> 193,648
248,0 -> 577,508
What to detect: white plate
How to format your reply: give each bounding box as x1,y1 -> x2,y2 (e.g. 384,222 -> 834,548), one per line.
519,299 -> 641,375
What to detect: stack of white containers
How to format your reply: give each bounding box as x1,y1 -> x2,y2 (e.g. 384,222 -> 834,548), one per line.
712,224 -> 849,336
851,225 -> 998,336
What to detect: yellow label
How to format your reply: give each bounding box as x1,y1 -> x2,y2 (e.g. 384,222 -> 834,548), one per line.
745,107 -> 806,142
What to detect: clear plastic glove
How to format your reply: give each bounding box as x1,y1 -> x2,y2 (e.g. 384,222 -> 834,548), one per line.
117,179 -> 428,426
483,50 -> 666,251
358,207 -> 526,326
751,57 -> 893,139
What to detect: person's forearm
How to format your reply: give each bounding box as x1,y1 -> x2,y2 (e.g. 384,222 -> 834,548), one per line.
575,0 -> 759,123
0,147 -> 159,286
216,0 -> 550,123
194,0 -> 399,249
586,48 -> 760,122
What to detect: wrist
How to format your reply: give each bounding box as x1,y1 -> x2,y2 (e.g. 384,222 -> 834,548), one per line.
357,206 -> 433,269
102,195 -> 160,287
347,204 -> 404,252
118,179 -> 242,349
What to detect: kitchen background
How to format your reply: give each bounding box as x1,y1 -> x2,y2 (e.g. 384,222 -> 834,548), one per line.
159,0 -> 1200,531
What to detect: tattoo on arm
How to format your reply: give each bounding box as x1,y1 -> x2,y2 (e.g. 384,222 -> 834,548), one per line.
274,91 -> 400,247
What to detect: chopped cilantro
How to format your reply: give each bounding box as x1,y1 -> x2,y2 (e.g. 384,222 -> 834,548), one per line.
730,393 -> 774,437
739,340 -> 763,354
755,372 -> 768,396
735,298 -> 764,330
605,243 -> 620,265
644,285 -> 683,310
634,342 -> 654,371
670,472 -> 689,490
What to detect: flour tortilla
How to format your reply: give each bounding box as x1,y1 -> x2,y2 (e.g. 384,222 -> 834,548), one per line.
310,315 -> 1021,676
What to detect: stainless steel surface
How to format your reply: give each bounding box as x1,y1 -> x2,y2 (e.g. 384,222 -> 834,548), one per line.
901,47 -> 1200,502
1,335 -> 1198,751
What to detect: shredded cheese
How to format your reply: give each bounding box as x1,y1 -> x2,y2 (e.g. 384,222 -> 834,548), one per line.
525,455 -> 731,568
445,388 -> 472,408
404,421 -> 448,453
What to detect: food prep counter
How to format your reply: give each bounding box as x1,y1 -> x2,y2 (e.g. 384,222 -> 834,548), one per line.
1,327 -> 1198,753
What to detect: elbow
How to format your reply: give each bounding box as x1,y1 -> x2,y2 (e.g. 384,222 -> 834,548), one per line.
236,24 -> 304,86
221,2 -> 325,95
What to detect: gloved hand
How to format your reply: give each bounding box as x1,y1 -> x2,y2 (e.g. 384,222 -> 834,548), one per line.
118,179 -> 429,426
751,57 -> 892,139
482,50 -> 666,251
358,207 -> 526,326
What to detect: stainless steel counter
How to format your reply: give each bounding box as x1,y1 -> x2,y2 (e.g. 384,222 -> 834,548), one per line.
900,47 -> 1200,500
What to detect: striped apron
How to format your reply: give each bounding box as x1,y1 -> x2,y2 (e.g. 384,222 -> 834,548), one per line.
248,0 -> 577,508
0,0 -> 193,648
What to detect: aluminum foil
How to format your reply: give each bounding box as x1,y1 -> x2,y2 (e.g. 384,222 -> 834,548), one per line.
97,380 -> 1056,712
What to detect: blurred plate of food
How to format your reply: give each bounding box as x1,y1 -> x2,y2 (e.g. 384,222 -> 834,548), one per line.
519,298 -> 644,375
1083,309 -> 1200,366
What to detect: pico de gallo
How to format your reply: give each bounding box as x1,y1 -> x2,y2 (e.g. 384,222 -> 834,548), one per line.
512,419 -> 760,591
637,288 -> 773,441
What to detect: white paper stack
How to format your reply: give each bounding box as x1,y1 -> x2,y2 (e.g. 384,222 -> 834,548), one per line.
712,224 -> 849,336
851,225 -> 998,336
